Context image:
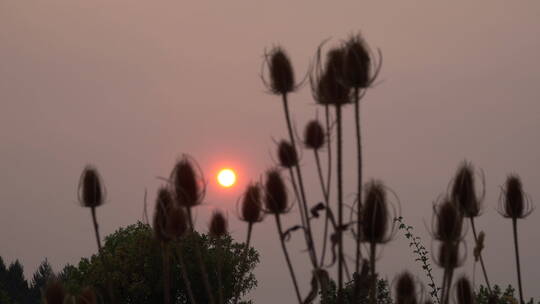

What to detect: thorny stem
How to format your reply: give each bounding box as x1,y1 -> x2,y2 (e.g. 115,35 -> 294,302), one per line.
287,167 -> 310,257
216,237 -> 224,304
512,219 -> 525,304
275,214 -> 303,304
444,267 -> 454,304
369,242 -> 377,304
91,207 -> 116,304
233,223 -> 253,304
353,88 -> 364,278
175,244 -> 197,304
324,105 -> 332,200
336,105 -> 344,304
187,207 -> 216,304
470,218 -> 492,294
281,93 -> 318,266
315,150 -> 330,267
91,207 -> 102,251
162,243 -> 171,304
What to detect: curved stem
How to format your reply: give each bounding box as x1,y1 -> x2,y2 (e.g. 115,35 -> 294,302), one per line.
336,105 -> 344,304
233,224 -> 253,304
187,208 -> 216,304
512,219 -> 525,304
176,243 -> 197,304
353,88 -> 363,276
470,218 -> 492,294
275,214 -> 303,304
281,93 -> 318,266
315,150 -> 330,267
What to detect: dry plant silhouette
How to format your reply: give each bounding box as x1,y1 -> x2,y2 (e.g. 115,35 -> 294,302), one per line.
27,31 -> 538,304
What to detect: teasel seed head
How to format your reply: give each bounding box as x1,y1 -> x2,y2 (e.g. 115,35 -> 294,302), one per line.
455,276 -> 474,304
153,187 -> 173,242
264,169 -> 289,214
264,47 -> 295,95
499,175 -> 534,219
44,279 -> 66,304
435,241 -> 462,269
165,206 -> 188,239
395,271 -> 418,304
433,198 -> 463,243
171,156 -> 204,208
304,120 -> 325,150
311,45 -> 350,106
343,34 -> 378,89
361,180 -> 391,244
277,140 -> 298,168
77,286 -> 97,304
78,166 -> 105,208
451,162 -> 482,218
239,183 -> 264,224
209,210 -> 228,237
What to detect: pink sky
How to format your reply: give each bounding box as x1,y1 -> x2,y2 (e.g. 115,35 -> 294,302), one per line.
1,1 -> 539,302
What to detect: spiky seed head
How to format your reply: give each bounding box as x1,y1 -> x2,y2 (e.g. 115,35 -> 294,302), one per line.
455,276 -> 474,304
267,47 -> 295,94
434,199 -> 463,243
264,169 -> 289,214
44,280 -> 65,304
165,206 -> 188,239
153,187 -> 173,242
320,47 -> 350,106
277,140 -> 298,168
209,210 -> 228,237
502,175 -> 531,219
451,162 -> 481,218
77,286 -> 97,304
343,35 -> 372,89
78,166 -> 104,208
361,181 -> 389,244
240,183 -> 264,223
304,120 -> 325,150
171,157 -> 201,208
395,271 -> 417,304
437,242 -> 460,269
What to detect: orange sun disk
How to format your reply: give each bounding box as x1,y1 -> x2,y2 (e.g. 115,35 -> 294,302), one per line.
217,168 -> 236,188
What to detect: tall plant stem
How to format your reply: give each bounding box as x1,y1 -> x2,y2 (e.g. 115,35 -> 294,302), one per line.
233,224 -> 253,304
90,207 -> 116,304
336,105 -> 344,304
187,208 -> 216,304
444,269 -> 454,304
287,168 -> 310,253
353,87 -> 363,276
369,242 -> 377,304
275,214 -> 303,304
281,93 -> 318,266
315,150 -> 330,267
325,105 -> 332,203
470,218 -> 492,293
512,219 -> 525,304
175,244 -> 197,304
216,237 -> 224,304
162,243 -> 171,304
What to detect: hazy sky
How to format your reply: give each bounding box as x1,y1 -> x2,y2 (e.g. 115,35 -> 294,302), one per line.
1,1 -> 539,303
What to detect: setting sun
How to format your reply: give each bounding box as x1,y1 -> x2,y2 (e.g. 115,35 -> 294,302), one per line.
217,168 -> 236,188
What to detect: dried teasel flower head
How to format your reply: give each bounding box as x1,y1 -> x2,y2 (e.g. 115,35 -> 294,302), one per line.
165,206 -> 188,239
78,166 -> 105,208
44,279 -> 66,304
304,120 -> 325,150
263,46 -> 295,95
499,175 -> 534,219
455,276 -> 474,304
342,34 -> 381,89
451,162 -> 483,218
311,45 -> 350,106
361,180 -> 394,244
433,198 -> 464,243
209,209 -> 228,237
395,271 -> 418,304
239,183 -> 264,224
77,286 -> 97,304
171,156 -> 204,208
153,187 -> 174,242
264,169 -> 289,214
435,241 -> 462,269
277,140 -> 298,168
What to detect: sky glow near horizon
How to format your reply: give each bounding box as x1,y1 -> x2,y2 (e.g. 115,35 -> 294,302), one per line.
1,1 -> 539,302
